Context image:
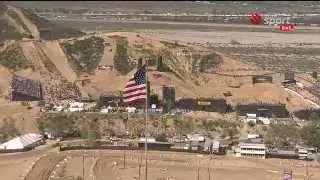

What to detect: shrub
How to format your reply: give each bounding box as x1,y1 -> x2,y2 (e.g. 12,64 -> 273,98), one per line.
0,118 -> 20,143
262,126 -> 268,131
0,44 -> 28,70
61,36 -> 105,73
247,121 -> 256,127
112,36 -> 135,75
199,53 -> 223,73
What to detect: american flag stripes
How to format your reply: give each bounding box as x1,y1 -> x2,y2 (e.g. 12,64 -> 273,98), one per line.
123,66 -> 147,104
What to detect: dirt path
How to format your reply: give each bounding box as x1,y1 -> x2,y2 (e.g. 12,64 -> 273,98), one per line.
20,41 -> 44,68
9,6 -> 40,40
99,37 -> 116,66
39,40 -> 78,82
24,153 -> 65,180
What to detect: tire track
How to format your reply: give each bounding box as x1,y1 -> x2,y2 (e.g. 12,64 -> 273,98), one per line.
24,153 -> 65,180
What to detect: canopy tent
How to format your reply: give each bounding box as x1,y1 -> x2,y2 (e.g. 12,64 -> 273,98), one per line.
0,133 -> 43,150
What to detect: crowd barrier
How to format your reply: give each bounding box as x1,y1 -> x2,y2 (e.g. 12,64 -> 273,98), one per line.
59,145 -> 226,155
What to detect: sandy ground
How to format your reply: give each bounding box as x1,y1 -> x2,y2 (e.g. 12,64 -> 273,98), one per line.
4,150 -> 317,180
60,155 -> 95,180
0,157 -> 36,180
0,102 -> 40,133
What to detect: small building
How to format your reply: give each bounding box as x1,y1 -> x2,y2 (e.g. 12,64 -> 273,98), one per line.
246,113 -> 257,123
99,95 -> 123,107
204,138 -> 220,154
190,141 -> 203,151
139,137 -> 156,143
68,102 -> 84,112
237,143 -> 266,159
248,133 -> 260,139
297,147 -> 308,160
100,106 -> 114,113
186,134 -> 205,142
126,106 -> 137,113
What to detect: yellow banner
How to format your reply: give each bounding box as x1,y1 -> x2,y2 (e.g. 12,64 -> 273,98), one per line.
198,101 -> 211,106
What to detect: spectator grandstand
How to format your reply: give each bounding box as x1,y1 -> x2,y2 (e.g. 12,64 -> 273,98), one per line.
11,75 -> 43,101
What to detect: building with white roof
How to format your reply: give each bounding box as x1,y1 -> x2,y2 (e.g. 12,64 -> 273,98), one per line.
235,142 -> 266,159
0,133 -> 43,151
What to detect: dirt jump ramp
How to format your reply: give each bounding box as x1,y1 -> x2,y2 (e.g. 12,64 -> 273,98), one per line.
39,40 -> 78,83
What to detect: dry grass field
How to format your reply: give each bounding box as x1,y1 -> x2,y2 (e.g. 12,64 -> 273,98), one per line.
2,149 -> 319,180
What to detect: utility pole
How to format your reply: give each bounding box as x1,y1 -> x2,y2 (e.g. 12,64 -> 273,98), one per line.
82,155 -> 85,180
138,150 -> 142,180
145,57 -> 149,180
123,146 -> 126,169
197,158 -> 200,180
305,160 -> 311,180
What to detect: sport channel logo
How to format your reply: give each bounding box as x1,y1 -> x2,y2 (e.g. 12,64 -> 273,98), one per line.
250,12 -> 294,31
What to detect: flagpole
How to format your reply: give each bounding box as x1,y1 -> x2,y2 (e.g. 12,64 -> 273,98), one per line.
145,58 -> 148,180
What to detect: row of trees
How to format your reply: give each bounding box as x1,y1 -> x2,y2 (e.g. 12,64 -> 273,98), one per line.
37,111 -> 320,149
262,112 -> 320,149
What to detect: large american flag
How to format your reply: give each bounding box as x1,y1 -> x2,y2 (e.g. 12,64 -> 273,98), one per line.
123,66 -> 147,104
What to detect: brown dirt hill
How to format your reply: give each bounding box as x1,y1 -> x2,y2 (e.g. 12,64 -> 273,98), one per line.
1,31 -> 316,109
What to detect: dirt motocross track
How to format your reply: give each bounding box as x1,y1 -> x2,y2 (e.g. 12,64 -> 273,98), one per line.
8,150 -> 318,180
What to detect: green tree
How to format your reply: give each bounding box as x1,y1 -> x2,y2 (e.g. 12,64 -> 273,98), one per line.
38,113 -> 76,136
302,114 -> 320,148
264,122 -> 301,146
200,119 -> 216,134
0,118 -> 20,142
87,118 -> 100,145
309,112 -> 320,121
161,115 -> 170,134
173,115 -> 194,135
247,121 -> 256,127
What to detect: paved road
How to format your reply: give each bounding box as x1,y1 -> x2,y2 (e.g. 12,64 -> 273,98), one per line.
48,18 -> 320,31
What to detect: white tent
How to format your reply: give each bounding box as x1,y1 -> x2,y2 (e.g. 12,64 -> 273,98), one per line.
0,133 -> 43,150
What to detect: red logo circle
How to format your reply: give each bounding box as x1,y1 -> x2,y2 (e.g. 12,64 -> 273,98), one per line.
250,12 -> 262,25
